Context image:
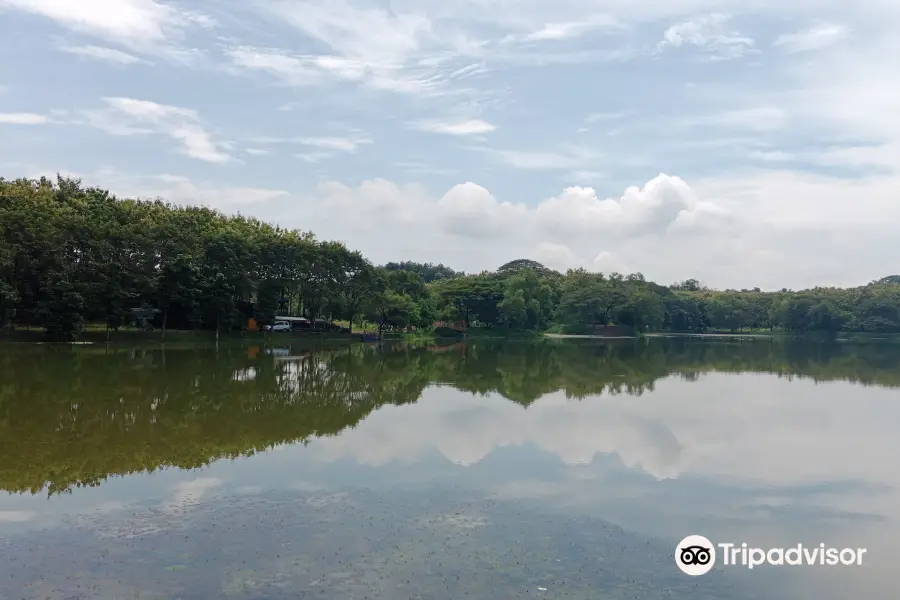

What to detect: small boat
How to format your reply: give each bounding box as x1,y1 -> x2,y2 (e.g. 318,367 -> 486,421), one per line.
360,333 -> 379,342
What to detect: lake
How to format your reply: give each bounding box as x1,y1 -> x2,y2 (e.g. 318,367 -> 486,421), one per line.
1,337 -> 898,599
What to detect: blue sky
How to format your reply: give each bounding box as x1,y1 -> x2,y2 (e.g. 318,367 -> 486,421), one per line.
1,0 -> 898,289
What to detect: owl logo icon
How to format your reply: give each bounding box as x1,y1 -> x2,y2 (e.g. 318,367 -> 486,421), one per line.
675,535 -> 716,576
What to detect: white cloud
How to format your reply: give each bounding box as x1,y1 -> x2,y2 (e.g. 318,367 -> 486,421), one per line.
0,0 -> 177,41
79,97 -> 232,163
296,136 -> 372,152
437,182 -> 528,238
0,112 -> 50,125
58,44 -> 145,65
262,0 -> 431,66
415,119 -> 496,135
516,15 -> 621,42
659,13 -> 756,60
225,46 -> 339,87
592,250 -> 631,273
243,134 -> 372,160
225,0 -> 473,97
532,242 -> 583,271
534,173 -> 714,237
773,23 -> 848,53
0,0 -> 211,64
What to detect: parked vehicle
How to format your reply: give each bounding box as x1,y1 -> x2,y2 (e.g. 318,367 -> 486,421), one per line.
266,321 -> 291,332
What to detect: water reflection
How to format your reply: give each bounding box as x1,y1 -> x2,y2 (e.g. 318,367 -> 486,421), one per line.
1,337 -> 898,599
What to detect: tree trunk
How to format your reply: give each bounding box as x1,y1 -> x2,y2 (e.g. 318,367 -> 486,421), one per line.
161,309 -> 168,340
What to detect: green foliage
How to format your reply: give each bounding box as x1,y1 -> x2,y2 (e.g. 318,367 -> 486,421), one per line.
497,258 -> 559,277
382,261 -> 463,283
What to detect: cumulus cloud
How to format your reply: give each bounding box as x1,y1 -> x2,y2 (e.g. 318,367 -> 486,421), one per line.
437,182 -> 527,238
532,242 -> 583,272
534,173 -> 716,238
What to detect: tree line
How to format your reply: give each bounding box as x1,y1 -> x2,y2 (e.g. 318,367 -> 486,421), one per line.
2,176 -> 899,340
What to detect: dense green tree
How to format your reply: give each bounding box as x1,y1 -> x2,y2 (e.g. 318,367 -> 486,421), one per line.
383,261 -> 462,283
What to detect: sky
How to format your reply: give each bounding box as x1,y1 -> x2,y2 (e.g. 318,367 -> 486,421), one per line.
1,0 -> 898,290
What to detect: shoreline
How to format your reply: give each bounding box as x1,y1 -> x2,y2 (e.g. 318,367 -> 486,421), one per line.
543,333 -> 636,340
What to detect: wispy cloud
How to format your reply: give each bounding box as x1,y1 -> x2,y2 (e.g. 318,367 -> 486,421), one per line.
58,44 -> 146,65
773,23 -> 848,54
226,46 -> 443,95
0,112 -> 50,125
247,134 -> 372,153
78,97 -> 231,163
0,0 -> 213,64
414,119 -> 496,135
0,0 -> 177,42
297,136 -> 372,152
512,15 -> 620,42
659,13 -> 756,61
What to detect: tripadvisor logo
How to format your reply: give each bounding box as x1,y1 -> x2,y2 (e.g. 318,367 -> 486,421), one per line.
675,535 -> 867,576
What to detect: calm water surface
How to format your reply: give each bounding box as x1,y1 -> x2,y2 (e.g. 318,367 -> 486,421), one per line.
1,337 -> 899,599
